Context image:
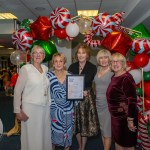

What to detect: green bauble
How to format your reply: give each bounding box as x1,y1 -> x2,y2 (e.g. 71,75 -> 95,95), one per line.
130,23 -> 150,39
144,72 -> 150,81
136,87 -> 143,96
20,19 -> 34,32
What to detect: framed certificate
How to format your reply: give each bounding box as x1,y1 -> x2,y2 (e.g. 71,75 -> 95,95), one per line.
66,75 -> 84,100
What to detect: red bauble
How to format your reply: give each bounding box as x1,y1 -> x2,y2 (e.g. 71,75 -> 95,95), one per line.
54,28 -> 68,39
101,31 -> 132,56
144,97 -> 150,112
133,53 -> 149,68
30,16 -> 52,41
144,81 -> 150,97
126,61 -> 138,71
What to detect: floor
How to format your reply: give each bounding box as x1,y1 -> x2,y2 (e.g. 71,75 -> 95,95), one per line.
0,92 -> 142,150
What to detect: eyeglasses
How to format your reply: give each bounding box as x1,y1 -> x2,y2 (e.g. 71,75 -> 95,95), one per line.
33,52 -> 44,56
111,60 -> 123,64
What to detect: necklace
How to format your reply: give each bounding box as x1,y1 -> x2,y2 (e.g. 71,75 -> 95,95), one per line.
79,62 -> 85,74
79,66 -> 83,71
43,76 -> 48,96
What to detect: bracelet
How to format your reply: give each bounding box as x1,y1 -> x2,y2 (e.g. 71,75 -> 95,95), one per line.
127,118 -> 134,121
127,120 -> 133,122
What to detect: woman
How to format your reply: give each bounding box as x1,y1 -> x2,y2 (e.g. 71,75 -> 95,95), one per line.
94,49 -> 113,150
47,53 -> 75,150
68,43 -> 99,150
1,69 -> 10,93
13,45 -> 52,150
106,52 -> 138,150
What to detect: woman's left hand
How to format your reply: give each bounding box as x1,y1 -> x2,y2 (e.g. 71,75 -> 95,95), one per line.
127,120 -> 137,132
83,90 -> 88,97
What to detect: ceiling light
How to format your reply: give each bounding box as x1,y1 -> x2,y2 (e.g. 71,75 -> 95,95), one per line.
77,10 -> 98,17
0,13 -> 17,19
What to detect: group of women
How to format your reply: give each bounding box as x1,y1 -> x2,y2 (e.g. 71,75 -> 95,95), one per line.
13,43 -> 138,150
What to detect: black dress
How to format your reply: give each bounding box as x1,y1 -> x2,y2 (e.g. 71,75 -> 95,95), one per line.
68,61 -> 99,137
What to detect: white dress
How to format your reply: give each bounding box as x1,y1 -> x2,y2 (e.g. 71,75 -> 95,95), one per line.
14,64 -> 52,150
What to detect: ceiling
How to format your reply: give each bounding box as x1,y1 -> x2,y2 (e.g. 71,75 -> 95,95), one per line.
0,0 -> 150,55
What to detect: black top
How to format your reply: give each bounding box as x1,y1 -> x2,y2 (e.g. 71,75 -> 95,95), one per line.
68,61 -> 97,90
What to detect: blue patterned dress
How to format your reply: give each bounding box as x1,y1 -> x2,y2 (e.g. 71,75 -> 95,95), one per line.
47,71 -> 75,148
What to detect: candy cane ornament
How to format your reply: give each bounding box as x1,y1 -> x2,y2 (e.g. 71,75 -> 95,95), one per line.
138,114 -> 150,150
84,31 -> 101,48
132,38 -> 150,54
112,12 -> 125,25
12,29 -> 33,51
92,12 -> 116,37
50,7 -> 71,29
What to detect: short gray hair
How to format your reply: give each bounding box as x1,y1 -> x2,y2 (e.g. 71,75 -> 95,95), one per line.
30,45 -> 45,58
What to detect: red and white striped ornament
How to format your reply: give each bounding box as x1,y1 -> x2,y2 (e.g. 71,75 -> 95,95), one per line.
12,29 -> 33,51
50,7 -> 71,29
91,12 -> 116,37
112,12 -> 125,25
132,38 -> 150,54
114,26 -> 131,35
84,31 -> 101,48
137,96 -> 143,113
138,114 -> 150,150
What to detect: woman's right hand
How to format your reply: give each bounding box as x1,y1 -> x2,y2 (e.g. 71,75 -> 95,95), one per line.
127,120 -> 137,132
16,110 -> 29,122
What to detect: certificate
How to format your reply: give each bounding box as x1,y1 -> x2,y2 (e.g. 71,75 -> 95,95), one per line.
66,75 -> 84,100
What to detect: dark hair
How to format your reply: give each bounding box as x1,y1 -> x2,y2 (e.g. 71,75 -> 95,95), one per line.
75,43 -> 91,61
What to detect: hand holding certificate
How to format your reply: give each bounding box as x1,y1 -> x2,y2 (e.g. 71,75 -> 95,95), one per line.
66,75 -> 84,100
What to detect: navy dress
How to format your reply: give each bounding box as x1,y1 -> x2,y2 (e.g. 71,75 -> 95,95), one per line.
47,71 -> 75,148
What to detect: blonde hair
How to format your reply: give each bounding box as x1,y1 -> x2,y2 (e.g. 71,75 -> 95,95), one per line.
52,52 -> 67,64
75,43 -> 91,61
96,49 -> 111,63
110,52 -> 127,70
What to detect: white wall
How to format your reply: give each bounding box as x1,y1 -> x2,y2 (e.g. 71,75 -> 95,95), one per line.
48,37 -> 72,70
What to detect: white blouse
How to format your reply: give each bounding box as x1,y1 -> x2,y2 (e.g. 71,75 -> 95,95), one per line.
13,64 -> 51,113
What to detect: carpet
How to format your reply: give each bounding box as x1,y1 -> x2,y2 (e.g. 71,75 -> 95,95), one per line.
0,92 -> 141,150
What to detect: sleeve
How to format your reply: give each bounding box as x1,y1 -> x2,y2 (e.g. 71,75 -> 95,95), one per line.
122,75 -> 137,118
68,64 -> 74,74
13,66 -> 28,113
47,71 -> 52,106
93,65 -> 97,78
